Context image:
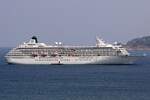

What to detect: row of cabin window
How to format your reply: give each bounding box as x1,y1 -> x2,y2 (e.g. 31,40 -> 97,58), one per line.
9,51 -> 121,56
19,49 -> 118,54
19,48 -> 115,52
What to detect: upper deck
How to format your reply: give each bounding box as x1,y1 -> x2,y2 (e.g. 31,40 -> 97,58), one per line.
6,36 -> 130,57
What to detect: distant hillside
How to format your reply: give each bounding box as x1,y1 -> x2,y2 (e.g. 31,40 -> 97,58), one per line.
125,36 -> 150,50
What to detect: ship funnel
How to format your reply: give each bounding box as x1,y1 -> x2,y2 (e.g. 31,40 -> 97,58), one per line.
32,36 -> 38,43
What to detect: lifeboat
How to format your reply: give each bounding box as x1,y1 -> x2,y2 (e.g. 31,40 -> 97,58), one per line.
51,54 -> 57,57
41,54 -> 47,57
31,54 -> 38,57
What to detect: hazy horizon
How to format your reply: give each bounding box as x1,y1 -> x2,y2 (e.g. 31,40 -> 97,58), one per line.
0,0 -> 150,47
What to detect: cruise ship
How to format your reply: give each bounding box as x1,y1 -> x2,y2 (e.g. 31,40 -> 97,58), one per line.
5,36 -> 137,64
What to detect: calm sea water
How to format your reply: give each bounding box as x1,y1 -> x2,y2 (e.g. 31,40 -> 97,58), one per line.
0,48 -> 150,100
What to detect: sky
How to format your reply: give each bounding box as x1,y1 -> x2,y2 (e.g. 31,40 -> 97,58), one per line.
0,0 -> 150,47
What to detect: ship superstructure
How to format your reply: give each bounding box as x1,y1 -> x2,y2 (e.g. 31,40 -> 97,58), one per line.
5,36 -> 137,64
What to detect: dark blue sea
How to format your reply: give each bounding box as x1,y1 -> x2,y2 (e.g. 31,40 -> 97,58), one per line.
0,48 -> 150,100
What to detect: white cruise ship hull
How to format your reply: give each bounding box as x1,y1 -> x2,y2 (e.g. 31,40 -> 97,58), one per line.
6,56 -> 138,65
